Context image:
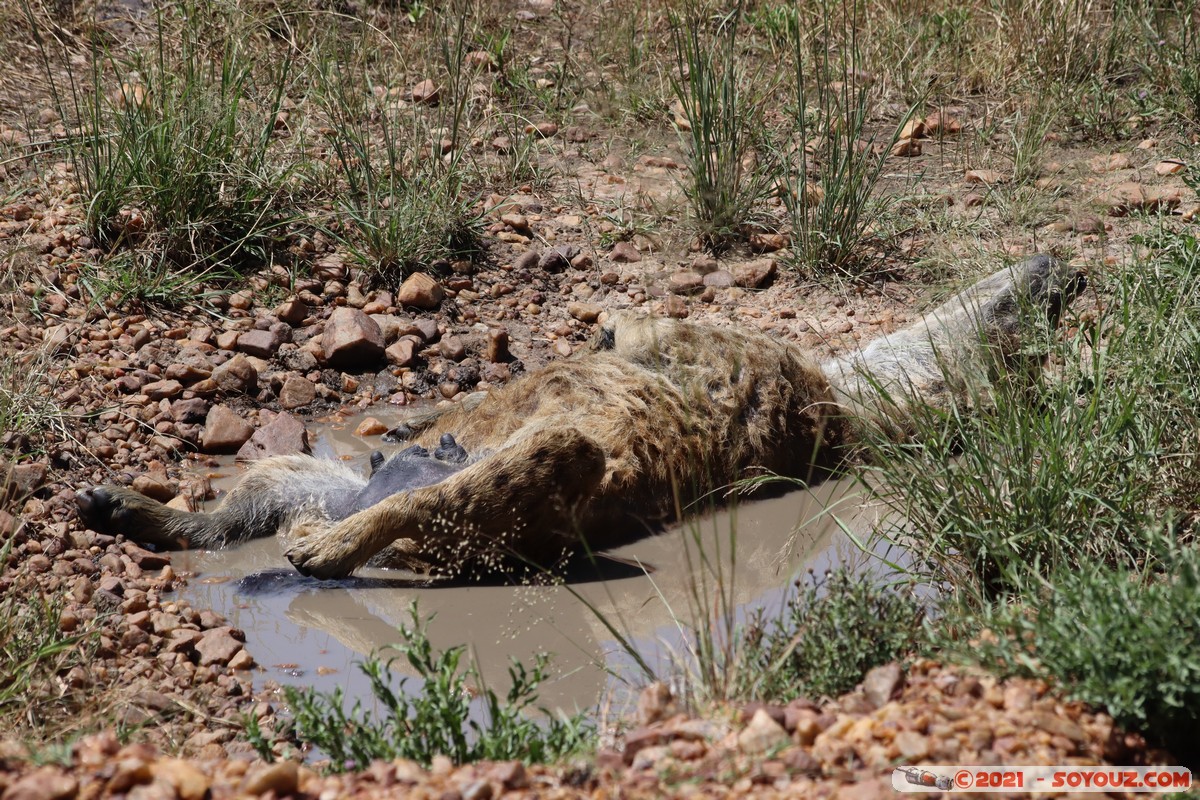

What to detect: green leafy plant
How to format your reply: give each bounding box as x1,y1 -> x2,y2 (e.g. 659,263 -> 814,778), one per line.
271,603 -> 591,771
746,568 -> 927,701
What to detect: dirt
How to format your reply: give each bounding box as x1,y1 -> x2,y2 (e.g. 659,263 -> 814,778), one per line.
0,0 -> 1196,794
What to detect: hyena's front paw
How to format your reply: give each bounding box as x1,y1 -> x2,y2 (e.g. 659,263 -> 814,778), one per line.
284,520 -> 371,580
76,486 -> 160,536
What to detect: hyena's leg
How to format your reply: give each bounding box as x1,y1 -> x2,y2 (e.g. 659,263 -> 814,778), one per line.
75,456 -> 365,550
283,428 -> 607,580
822,253 -> 1086,420
382,392 -> 488,443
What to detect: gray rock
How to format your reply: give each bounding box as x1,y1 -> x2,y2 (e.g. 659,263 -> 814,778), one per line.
236,411 -> 310,461
212,354 -> 258,394
237,328 -> 284,358
200,405 -> 254,453
322,307 -> 385,369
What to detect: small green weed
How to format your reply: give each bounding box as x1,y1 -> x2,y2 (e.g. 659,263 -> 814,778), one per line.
746,568 -> 927,701
268,604 -> 591,770
960,538 -> 1200,745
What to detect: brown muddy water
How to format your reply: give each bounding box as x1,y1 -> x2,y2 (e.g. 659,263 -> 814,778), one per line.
174,409 -> 901,718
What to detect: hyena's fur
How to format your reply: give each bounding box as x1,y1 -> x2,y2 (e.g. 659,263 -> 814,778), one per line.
76,255 -> 1084,579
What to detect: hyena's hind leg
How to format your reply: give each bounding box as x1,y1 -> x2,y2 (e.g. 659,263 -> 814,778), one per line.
76,456 -> 366,550
283,428 -> 607,580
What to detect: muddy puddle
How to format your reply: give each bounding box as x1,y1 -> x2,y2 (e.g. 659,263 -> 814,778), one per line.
174,409 -> 899,717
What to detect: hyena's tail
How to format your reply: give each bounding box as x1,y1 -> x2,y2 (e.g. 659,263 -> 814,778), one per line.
821,253 -> 1087,426
76,455 -> 366,550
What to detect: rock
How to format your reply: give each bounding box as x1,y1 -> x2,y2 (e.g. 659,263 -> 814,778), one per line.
464,50 -> 496,70
638,682 -> 674,726
386,338 -> 418,367
1099,182 -> 1181,215
212,354 -> 258,394
891,137 -> 921,157
396,273 -> 444,309
409,79 -> 440,105
131,474 -> 174,503
228,649 -> 256,670
200,405 -> 254,453
486,328 -> 510,362
242,761 -> 299,796
1090,153 -> 1132,173
488,761 -> 528,790
749,232 -> 787,252
1,766 -> 77,800
414,318 -> 440,342
703,269 -> 736,288
278,375 -> 316,409
142,379 -> 183,400
439,336 -> 466,361
355,417 -> 388,436
322,307 -> 385,368
894,730 -> 929,760
965,169 -> 1007,185
609,241 -> 641,263
690,254 -> 718,274
963,192 -> 986,207
665,295 -> 688,318
924,111 -> 962,135
733,258 -> 777,289
668,271 -> 704,294
863,662 -> 904,708
195,626 -> 244,666
737,709 -> 789,754
237,329 -> 283,358
153,758 -> 210,800
236,412 -> 310,460
514,249 -> 540,270
538,244 -> 579,272
525,120 -> 558,137
567,302 -> 602,322
275,298 -> 309,325
1155,159 -> 1186,176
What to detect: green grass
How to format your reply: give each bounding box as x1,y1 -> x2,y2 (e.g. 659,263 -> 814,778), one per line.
31,2 -> 299,272
746,568 -> 927,701
251,603 -> 591,770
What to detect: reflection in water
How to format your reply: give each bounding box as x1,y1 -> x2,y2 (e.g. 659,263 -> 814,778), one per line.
174,410 -> 897,715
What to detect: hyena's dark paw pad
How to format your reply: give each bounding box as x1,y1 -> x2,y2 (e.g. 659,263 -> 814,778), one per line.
76,485 -> 145,534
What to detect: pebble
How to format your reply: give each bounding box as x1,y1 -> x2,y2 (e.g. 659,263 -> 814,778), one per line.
322,307 -> 385,369
200,405 -> 255,452
397,273 -> 445,309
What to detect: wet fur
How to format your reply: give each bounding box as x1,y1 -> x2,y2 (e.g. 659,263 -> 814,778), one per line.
76,255 -> 1084,579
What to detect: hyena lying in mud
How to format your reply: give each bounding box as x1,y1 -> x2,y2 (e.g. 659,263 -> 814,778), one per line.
76,255 -> 1084,579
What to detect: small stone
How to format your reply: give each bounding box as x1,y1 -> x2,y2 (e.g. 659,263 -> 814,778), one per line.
665,295 -> 688,318
894,730 -> 929,760
242,761 -> 299,796
1155,159 -> 1186,176
195,626 -> 244,666
488,761 -> 528,790
464,50 -> 496,70
397,272 -> 444,309
703,269 -> 736,288
236,412 -> 310,460
439,336 -> 466,361
278,376 -> 316,409
355,417 -> 388,436
142,379 -> 183,400
525,120 -> 558,137
891,137 -> 921,157
539,244 -> 579,272
386,338 -> 418,367
668,271 -> 704,294
690,254 -> 718,274
153,758 -> 210,800
1099,182 -> 1181,216
965,169 -> 1007,185
2,766 -> 77,800
609,241 -> 641,263
131,474 -> 174,503
409,79 -> 440,105
486,328 -> 510,362
748,232 -> 787,252
1090,152 -> 1132,173
275,298 -> 309,325
923,112 -> 962,135
322,307 -> 385,368
862,662 -> 904,708
201,405 -> 254,452
638,682 -> 674,726
963,192 -> 986,207
237,329 -> 283,358
228,649 -> 256,670
567,302 -> 602,323
733,258 -> 777,289
737,708 -> 789,754
899,119 -> 926,139
212,354 -> 258,394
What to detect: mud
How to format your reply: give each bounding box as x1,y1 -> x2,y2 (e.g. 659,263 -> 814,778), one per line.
174,409 -> 895,715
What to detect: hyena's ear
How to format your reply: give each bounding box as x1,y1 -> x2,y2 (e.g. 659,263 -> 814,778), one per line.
369,450 -> 386,475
